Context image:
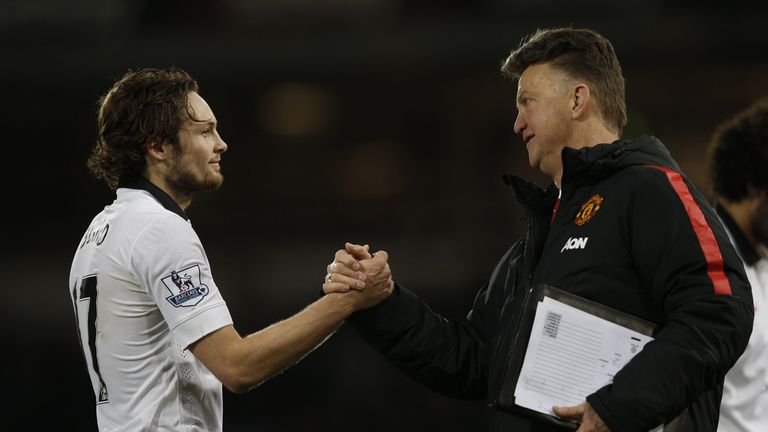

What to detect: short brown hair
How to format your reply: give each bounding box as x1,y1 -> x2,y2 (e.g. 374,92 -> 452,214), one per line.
501,27 -> 627,134
708,97 -> 768,201
88,67 -> 199,189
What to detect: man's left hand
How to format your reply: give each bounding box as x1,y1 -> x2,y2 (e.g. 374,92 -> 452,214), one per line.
553,402 -> 609,432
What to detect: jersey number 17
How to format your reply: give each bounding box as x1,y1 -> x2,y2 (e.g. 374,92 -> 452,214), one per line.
71,275 -> 109,404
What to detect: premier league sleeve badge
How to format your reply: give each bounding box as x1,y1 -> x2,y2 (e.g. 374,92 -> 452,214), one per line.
161,264 -> 211,307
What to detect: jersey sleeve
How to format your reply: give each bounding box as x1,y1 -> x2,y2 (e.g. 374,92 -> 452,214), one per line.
586,166 -> 754,431
130,213 -> 233,349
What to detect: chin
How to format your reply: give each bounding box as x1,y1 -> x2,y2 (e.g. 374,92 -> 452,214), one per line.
207,177 -> 224,191
195,175 -> 224,192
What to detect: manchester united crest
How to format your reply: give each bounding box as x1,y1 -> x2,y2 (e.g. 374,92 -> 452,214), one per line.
575,194 -> 603,226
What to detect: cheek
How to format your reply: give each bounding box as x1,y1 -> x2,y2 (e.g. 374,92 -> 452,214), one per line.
187,142 -> 208,162
543,108 -> 571,134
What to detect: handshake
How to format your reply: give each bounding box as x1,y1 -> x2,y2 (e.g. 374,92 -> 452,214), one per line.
322,242 -> 395,312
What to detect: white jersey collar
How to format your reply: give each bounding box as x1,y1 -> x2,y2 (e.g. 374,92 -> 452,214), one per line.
118,176 -> 189,221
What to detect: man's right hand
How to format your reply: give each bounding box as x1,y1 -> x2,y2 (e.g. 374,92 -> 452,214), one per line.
323,242 -> 394,311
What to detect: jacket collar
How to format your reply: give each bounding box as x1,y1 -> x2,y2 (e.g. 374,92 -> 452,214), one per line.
561,135 -> 670,188
716,205 -> 759,266
118,176 -> 189,221
504,135 -> 677,217
503,174 -> 558,218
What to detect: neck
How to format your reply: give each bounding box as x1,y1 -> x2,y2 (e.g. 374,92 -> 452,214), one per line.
145,172 -> 192,210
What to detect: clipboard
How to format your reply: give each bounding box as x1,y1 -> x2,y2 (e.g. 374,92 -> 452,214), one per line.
495,284 -> 658,430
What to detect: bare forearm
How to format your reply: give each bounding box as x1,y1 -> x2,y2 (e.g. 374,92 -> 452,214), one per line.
192,252 -> 392,393
231,293 -> 354,391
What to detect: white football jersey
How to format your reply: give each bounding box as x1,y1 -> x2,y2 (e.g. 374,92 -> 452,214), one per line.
69,181 -> 233,431
717,207 -> 768,432
719,257 -> 768,431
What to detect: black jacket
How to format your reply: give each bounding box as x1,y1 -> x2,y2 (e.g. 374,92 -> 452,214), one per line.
350,136 -> 754,432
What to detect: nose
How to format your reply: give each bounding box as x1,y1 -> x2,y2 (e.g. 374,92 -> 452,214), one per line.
513,112 -> 526,135
215,131 -> 228,153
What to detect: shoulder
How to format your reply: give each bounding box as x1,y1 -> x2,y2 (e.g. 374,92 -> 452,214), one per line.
610,164 -> 676,185
128,211 -> 204,281
607,165 -> 690,202
596,165 -> 708,231
115,191 -> 199,257
134,213 -> 197,251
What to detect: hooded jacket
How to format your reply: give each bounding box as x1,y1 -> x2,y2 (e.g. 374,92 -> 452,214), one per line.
350,136 -> 754,432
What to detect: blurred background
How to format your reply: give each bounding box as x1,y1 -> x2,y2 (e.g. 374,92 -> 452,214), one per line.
3,0 -> 767,430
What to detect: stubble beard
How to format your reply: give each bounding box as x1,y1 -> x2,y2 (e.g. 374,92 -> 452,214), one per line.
168,159 -> 224,195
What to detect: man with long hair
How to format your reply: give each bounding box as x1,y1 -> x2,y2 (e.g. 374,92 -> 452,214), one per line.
69,67 -> 394,431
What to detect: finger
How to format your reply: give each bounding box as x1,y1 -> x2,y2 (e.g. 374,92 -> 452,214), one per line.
379,264 -> 392,280
327,262 -> 367,281
326,273 -> 365,290
323,282 -> 350,293
346,243 -> 372,260
345,242 -> 372,260
334,249 -> 361,271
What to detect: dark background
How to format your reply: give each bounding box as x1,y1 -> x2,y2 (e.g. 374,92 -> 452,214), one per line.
3,1 -> 767,430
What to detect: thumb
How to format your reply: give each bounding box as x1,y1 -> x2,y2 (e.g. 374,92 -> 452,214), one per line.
371,250 -> 389,263
552,404 -> 584,419
346,242 -> 372,260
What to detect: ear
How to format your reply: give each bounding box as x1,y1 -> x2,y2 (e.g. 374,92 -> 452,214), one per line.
570,84 -> 591,120
145,138 -> 169,163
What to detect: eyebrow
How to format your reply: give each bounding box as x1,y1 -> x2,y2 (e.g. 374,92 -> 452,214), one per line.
189,118 -> 217,128
516,91 -> 532,104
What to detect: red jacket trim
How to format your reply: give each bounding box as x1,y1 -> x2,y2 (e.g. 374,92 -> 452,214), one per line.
649,165 -> 733,295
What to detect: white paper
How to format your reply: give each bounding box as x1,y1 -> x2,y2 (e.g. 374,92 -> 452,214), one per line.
514,296 -> 653,416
